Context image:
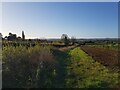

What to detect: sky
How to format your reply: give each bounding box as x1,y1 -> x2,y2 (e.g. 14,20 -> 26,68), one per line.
2,2 -> 118,39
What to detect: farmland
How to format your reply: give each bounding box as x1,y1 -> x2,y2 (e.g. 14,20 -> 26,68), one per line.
82,44 -> 119,51
2,41 -> 119,88
1,2 -> 119,89
81,46 -> 119,71
66,47 -> 118,88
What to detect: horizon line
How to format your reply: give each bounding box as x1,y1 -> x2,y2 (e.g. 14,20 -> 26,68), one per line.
24,37 -> 119,39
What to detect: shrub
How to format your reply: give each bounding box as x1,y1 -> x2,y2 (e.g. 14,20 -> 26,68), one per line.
2,45 -> 55,88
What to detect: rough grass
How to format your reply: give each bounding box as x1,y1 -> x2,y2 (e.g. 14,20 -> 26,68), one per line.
2,45 -> 56,88
2,46 -> 119,88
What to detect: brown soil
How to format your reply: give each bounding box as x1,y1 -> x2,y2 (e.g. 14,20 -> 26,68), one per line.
81,46 -> 119,71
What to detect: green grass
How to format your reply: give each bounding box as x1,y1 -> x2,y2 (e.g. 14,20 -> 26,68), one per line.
66,47 -> 118,88
52,49 -> 69,87
2,45 -> 119,88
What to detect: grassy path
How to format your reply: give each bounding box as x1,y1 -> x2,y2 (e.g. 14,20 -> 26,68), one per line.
52,48 -> 70,88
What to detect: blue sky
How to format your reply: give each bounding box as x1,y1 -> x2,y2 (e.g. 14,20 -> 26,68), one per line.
2,2 -> 118,39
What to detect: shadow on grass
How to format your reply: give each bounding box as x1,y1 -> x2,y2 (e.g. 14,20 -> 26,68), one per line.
52,49 -> 70,88
2,47 -> 72,88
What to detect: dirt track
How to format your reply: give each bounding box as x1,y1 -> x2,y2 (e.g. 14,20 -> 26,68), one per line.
59,45 -> 76,52
81,46 -> 119,71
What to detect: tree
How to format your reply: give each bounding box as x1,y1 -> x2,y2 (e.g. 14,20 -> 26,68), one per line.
71,36 -> 76,45
0,33 -> 2,38
22,31 -> 25,41
61,34 -> 70,46
8,32 -> 17,41
4,36 -> 8,40
9,33 -> 12,36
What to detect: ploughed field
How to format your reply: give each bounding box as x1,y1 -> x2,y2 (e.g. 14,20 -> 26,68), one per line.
81,46 -> 119,71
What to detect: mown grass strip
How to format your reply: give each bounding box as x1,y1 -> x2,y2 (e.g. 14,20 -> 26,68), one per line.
66,47 -> 118,88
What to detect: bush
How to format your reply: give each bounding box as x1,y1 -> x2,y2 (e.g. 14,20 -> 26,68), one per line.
2,45 -> 56,88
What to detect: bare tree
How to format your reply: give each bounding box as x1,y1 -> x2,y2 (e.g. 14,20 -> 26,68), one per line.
61,34 -> 70,46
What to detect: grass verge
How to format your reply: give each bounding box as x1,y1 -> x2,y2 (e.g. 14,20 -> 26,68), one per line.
66,47 -> 118,88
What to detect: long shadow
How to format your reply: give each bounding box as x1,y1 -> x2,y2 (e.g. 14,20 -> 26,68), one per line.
52,49 -> 70,88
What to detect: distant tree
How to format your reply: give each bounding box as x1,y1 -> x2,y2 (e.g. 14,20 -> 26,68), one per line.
7,32 -> 17,41
22,31 -> 25,41
0,33 -> 2,38
4,36 -> 8,40
71,36 -> 76,45
17,36 -> 22,41
28,39 -> 32,41
9,33 -> 12,36
0,33 -> 3,41
18,36 -> 21,39
61,34 -> 70,46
